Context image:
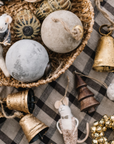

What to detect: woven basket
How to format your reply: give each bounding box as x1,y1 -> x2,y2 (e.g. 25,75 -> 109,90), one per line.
0,0 -> 94,88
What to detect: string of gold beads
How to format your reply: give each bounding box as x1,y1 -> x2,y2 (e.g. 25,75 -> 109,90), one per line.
91,115 -> 114,144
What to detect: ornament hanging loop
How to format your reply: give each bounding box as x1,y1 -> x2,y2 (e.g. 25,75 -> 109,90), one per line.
99,24 -> 113,36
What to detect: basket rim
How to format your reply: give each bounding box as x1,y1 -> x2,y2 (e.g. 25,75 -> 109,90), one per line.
0,0 -> 94,88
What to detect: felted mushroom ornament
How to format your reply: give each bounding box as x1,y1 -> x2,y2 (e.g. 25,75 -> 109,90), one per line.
41,10 -> 83,53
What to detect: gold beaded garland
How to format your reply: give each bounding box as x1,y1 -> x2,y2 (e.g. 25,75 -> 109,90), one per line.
91,115 -> 114,144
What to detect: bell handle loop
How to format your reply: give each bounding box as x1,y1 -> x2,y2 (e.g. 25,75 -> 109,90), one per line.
52,18 -> 83,41
99,24 -> 112,36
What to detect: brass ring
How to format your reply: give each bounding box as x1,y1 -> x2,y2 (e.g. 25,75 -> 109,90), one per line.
99,24 -> 112,36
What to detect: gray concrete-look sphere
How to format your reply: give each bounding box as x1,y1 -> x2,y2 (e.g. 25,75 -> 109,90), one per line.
41,10 -> 83,53
6,39 -> 49,82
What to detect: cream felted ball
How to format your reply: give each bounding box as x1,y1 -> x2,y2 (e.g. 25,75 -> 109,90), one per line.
107,79 -> 114,101
41,10 -> 83,53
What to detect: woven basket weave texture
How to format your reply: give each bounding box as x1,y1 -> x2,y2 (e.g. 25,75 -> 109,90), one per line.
0,0 -> 94,88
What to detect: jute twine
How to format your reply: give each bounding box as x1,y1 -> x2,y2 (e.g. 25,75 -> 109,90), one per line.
0,98 -> 23,119
52,18 -> 83,41
74,71 -> 108,89
95,0 -> 114,31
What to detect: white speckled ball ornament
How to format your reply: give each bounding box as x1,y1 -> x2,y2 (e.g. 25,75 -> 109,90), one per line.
6,39 -> 49,82
41,10 -> 83,53
107,79 -> 114,101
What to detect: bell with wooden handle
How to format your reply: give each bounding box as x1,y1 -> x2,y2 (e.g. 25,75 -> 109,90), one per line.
19,114 -> 48,143
93,25 -> 114,72
5,89 -> 35,114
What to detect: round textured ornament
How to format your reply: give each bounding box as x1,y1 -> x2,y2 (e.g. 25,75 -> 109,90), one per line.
6,39 -> 49,82
14,10 -> 41,39
41,10 -> 83,53
36,0 -> 72,20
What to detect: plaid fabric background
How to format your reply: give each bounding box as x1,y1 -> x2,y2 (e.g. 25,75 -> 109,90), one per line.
0,0 -> 114,143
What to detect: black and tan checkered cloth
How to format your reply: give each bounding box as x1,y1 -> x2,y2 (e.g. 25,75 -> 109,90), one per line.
0,0 -> 114,143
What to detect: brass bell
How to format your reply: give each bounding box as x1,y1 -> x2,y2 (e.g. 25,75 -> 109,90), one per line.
5,89 -> 35,114
19,114 -> 48,143
93,25 -> 114,72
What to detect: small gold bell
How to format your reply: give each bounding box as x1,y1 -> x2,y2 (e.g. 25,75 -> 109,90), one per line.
92,25 -> 114,72
103,137 -> 108,142
105,120 -> 112,128
104,142 -> 109,144
99,132 -> 104,137
102,126 -> 107,132
110,141 -> 114,144
96,126 -> 102,133
93,133 -> 100,139
99,119 -> 105,127
94,121 -> 99,127
110,115 -> 114,122
98,137 -> 104,143
111,122 -> 114,129
103,114 -> 109,121
92,139 -> 98,144
91,126 -> 97,133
